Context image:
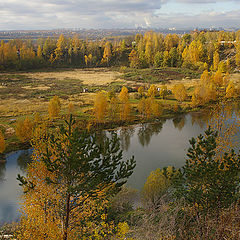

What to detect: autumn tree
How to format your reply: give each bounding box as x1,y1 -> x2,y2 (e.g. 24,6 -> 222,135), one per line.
84,53 -> 93,67
172,84 -> 187,102
192,71 -> 217,106
48,96 -> 61,120
43,37 -> 55,61
138,86 -> 145,97
15,117 -> 34,142
225,81 -> 237,98
145,37 -> 154,66
129,49 -> 140,68
223,72 -> 230,87
55,34 -> 67,62
235,43 -> 240,67
119,87 -> 131,121
142,167 -> 178,209
17,117 -> 136,240
169,47 -> 179,67
213,51 -> 220,71
138,98 -> 151,118
102,42 -> 112,65
147,85 -> 158,98
213,70 -> 223,87
159,85 -> 168,99
162,51 -> 170,67
164,34 -> 179,51
138,97 -> 162,119
37,45 -> 42,58
108,96 -> 119,121
94,91 -> 108,123
154,51 -> 163,67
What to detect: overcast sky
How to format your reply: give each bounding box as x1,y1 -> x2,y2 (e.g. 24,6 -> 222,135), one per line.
0,0 -> 240,30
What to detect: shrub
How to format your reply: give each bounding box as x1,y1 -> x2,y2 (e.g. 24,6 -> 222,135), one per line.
142,166 -> 178,210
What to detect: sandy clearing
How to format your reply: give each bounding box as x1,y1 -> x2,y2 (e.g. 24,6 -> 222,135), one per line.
24,69 -> 123,86
22,85 -> 51,90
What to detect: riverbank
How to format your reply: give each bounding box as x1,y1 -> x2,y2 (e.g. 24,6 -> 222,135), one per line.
2,99 -> 233,155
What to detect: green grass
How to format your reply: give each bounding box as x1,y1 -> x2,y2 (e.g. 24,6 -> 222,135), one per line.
122,67 -> 201,84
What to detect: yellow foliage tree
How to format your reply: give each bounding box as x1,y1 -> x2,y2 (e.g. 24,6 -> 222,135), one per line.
172,84 -> 187,102
94,91 -> 108,123
200,70 -> 211,85
55,34 -> 67,61
147,85 -> 158,98
138,97 -> 162,119
48,96 -> 61,120
34,112 -> 42,123
223,72 -> 230,87
15,117 -> 34,142
0,131 -> 5,153
213,70 -> 223,87
138,98 -> 151,119
129,49 -> 140,68
192,83 -> 217,106
159,85 -> 168,99
119,87 -> 131,121
235,43 -> 240,67
16,159 -> 62,240
225,81 -> 237,98
102,42 -> 112,65
138,86 -> 145,97
192,70 -> 218,106
213,51 -> 220,71
142,167 -> 178,209
108,96 -> 119,121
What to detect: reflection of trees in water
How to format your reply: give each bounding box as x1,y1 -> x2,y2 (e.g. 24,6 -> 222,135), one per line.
95,131 -> 107,147
234,102 -> 240,118
138,121 -> 164,147
172,115 -> 186,131
17,150 -> 32,172
119,126 -> 135,151
0,157 -> 6,182
190,111 -> 210,129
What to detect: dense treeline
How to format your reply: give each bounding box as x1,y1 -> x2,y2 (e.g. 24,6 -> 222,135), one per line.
1,30 -> 240,71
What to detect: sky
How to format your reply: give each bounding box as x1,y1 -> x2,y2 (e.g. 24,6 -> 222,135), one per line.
0,0 -> 240,30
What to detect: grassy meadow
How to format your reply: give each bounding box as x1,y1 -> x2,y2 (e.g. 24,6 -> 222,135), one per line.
0,67 -> 240,151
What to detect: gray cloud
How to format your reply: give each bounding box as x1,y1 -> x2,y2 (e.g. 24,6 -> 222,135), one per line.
0,0 -> 239,30
150,9 -> 240,29
175,0 -> 235,3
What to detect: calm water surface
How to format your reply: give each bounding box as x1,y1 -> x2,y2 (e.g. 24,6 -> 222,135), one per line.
0,108 -> 239,223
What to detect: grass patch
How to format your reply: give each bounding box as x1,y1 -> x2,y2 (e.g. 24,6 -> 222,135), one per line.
122,67 -> 201,84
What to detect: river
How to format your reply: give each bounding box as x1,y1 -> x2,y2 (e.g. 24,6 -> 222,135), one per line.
0,105 -> 239,224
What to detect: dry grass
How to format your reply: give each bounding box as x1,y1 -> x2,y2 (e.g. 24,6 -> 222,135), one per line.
167,78 -> 200,89
23,68 -> 123,86
0,68 -> 124,121
0,99 -> 48,117
22,85 -> 51,90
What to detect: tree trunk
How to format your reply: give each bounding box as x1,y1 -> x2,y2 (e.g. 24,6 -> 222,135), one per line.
63,194 -> 70,240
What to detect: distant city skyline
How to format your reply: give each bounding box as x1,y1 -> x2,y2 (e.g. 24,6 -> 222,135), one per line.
0,0 -> 240,30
